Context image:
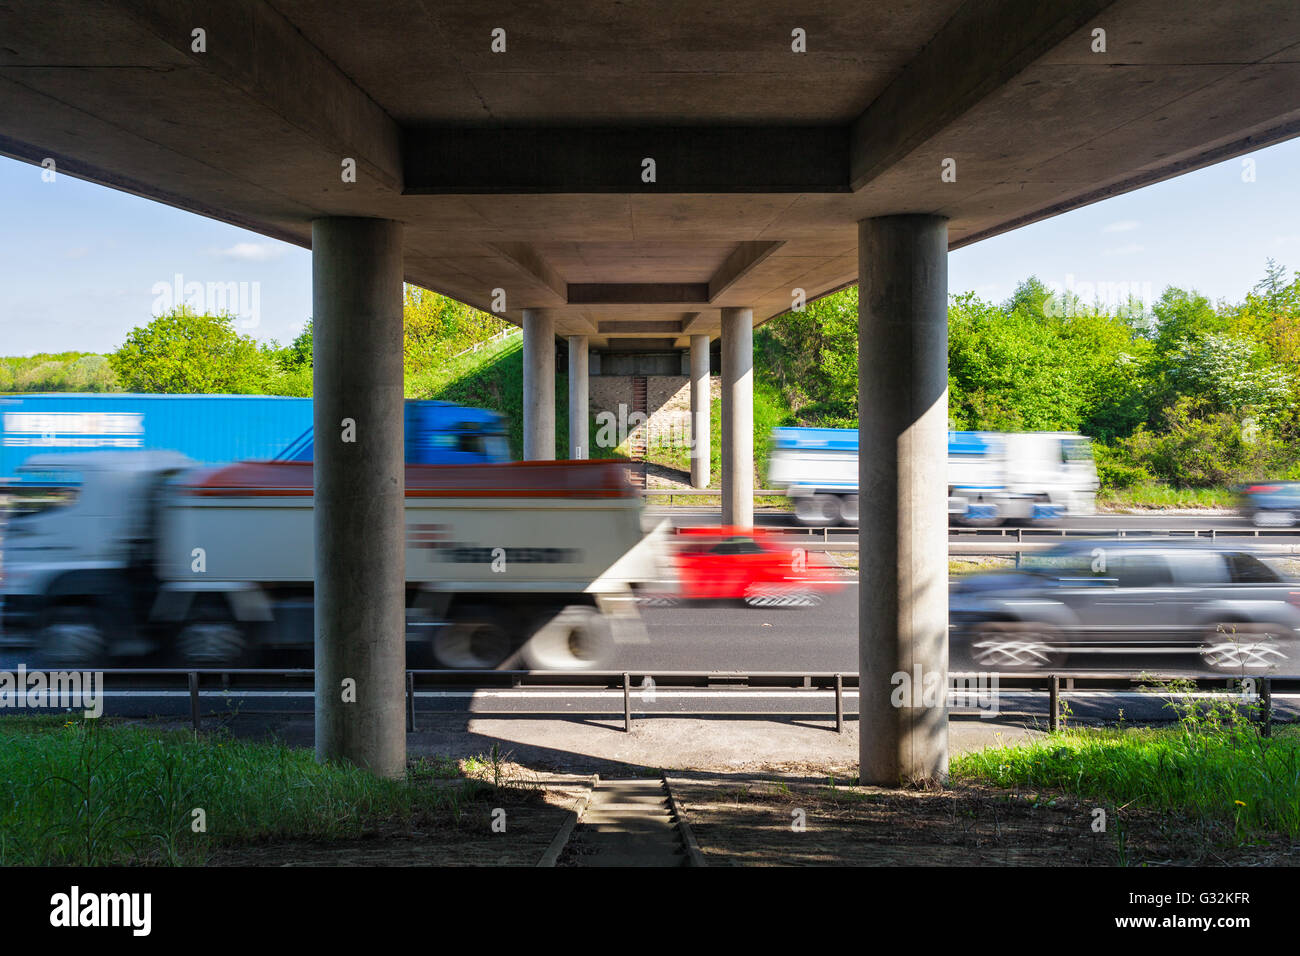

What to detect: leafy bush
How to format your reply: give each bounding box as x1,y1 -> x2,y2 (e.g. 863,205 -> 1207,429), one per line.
109,307 -> 274,394
1117,398 -> 1296,488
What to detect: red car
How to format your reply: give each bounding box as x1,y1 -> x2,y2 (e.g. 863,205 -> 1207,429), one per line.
657,526 -> 842,607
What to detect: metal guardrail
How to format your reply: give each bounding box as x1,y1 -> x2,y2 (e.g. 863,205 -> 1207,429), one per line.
447,326 -> 520,359
71,667 -> 1291,737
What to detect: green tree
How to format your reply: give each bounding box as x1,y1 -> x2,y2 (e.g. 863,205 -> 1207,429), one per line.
109,307 -> 274,393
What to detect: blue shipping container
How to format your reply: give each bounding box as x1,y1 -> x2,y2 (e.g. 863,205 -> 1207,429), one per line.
0,394 -> 509,482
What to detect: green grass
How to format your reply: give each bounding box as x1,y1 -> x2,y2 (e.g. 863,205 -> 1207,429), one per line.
1098,482 -> 1238,510
953,694 -> 1300,843
0,717 -> 489,865
410,337 -> 571,460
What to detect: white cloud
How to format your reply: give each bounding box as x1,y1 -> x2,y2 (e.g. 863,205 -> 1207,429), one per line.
64,246 -> 90,259
1102,219 -> 1140,233
211,242 -> 284,261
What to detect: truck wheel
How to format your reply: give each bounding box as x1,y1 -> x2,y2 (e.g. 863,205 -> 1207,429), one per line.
967,621 -> 1062,671
38,606 -> 108,666
954,503 -> 1002,529
839,495 -> 859,527
795,494 -> 842,526
433,609 -> 512,669
1199,623 -> 1288,671
520,605 -> 612,671
174,597 -> 248,665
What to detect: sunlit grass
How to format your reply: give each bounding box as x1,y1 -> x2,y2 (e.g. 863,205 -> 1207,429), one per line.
1098,482 -> 1238,510
953,702 -> 1300,841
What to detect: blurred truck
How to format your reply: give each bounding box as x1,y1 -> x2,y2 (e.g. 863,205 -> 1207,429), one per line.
1,452 -> 667,670
768,427 -> 1098,527
0,394 -> 509,484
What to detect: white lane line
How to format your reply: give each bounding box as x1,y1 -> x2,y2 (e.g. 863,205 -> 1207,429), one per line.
81,689 -> 1300,701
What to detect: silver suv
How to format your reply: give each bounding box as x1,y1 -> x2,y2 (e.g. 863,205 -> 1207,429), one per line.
950,539 -> 1300,673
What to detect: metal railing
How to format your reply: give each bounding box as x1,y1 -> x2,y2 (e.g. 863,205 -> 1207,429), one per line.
447,326 -> 521,360
62,667 -> 1292,737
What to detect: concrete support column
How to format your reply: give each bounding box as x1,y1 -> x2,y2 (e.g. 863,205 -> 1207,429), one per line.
689,334 -> 711,488
568,335 -> 588,459
312,217 -> 405,778
720,308 -> 753,529
857,214 -> 949,786
523,309 -> 555,460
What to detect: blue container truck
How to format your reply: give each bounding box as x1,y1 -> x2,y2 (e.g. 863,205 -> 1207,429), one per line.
0,394 -> 509,483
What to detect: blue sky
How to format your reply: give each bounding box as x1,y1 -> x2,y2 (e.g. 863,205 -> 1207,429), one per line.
1,137 -> 1298,357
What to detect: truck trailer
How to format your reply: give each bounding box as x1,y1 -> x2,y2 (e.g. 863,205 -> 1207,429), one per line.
0,394 -> 509,483
2,451 -> 666,670
768,427 -> 1099,527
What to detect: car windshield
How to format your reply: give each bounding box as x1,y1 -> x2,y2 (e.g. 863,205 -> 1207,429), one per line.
1020,548 -> 1104,577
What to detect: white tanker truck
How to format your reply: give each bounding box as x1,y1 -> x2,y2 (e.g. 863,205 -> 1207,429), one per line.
1,451 -> 667,670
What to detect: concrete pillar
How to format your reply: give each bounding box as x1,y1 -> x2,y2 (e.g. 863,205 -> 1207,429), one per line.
858,214 -> 949,786
523,309 -> 555,460
568,335 -> 588,459
689,334 -> 711,488
720,308 -> 753,529
311,217 -> 405,778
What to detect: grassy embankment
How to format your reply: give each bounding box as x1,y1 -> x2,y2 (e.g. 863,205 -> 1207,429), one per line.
0,715 -> 521,865
953,687 -> 1300,851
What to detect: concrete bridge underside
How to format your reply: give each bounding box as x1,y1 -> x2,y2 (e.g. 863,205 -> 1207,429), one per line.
3,0 -> 1298,782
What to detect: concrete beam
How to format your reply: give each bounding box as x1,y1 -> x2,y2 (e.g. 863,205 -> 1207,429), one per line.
680,312 -> 712,335
708,241 -> 785,302
118,0 -> 403,190
312,216 -> 406,778
403,126 -> 849,193
720,308 -> 753,529
522,309 -> 556,460
849,0 -> 1116,191
857,214 -> 949,787
597,320 -> 683,334
570,283 -> 709,305
690,334 -> 712,489
488,242 -> 569,305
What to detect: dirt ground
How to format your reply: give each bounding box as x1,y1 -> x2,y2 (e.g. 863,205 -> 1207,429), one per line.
665,774 -> 1300,866
207,766 -> 592,867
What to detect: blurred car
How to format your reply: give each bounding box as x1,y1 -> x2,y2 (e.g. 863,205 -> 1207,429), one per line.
641,527 -> 842,607
950,539 -> 1300,673
1238,481 -> 1300,528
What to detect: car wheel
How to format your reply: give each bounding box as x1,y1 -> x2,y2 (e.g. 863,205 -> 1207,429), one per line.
967,621 -> 1063,671
1252,510 -> 1296,528
742,583 -> 823,608
1199,623 -> 1289,671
